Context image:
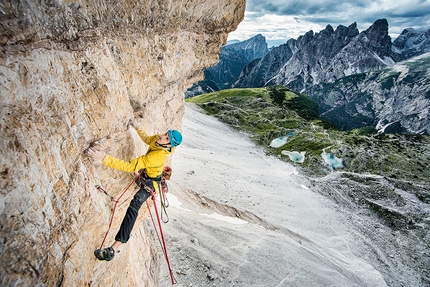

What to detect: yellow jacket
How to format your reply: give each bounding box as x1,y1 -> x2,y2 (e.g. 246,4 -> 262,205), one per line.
102,128 -> 174,178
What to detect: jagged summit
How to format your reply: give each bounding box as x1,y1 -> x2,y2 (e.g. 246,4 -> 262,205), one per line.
363,18 -> 392,58
236,18 -> 393,91
233,19 -> 430,93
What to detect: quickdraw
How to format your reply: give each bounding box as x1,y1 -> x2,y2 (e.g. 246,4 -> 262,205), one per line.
95,185 -> 118,202
159,177 -> 170,223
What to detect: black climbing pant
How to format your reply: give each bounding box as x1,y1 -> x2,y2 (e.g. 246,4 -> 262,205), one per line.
114,178 -> 157,243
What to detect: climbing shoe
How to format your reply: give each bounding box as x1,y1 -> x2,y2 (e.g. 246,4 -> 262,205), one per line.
94,247 -> 115,261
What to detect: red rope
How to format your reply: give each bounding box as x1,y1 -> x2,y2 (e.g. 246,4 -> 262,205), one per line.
96,171 -> 176,284
97,170 -> 143,249
146,187 -> 177,285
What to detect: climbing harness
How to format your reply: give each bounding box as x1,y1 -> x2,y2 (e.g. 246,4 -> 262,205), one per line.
136,168 -> 171,223
95,167 -> 176,285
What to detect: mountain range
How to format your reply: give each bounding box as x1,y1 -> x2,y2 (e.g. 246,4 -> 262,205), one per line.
186,19 -> 430,134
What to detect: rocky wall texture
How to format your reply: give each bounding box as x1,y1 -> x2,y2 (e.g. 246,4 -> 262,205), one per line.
0,0 -> 245,286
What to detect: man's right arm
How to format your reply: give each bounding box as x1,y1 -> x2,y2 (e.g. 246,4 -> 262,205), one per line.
102,154 -> 140,173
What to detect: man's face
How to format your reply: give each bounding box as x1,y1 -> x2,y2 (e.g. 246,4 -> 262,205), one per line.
157,132 -> 171,146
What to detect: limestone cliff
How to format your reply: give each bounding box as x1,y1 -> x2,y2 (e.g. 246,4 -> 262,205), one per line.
0,1 -> 245,286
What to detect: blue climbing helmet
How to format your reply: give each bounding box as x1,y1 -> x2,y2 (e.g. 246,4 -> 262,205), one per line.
167,129 -> 182,147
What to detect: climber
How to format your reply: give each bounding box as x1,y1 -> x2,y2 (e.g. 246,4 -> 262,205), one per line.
85,119 -> 182,261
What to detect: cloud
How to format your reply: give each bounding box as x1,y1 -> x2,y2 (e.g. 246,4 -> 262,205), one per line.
228,12 -> 325,42
246,0 -> 372,15
228,0 -> 430,44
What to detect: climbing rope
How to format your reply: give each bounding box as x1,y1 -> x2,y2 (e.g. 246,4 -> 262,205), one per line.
96,170 -> 143,249
146,184 -> 177,285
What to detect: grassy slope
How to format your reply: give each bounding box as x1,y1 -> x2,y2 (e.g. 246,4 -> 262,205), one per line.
186,87 -> 430,186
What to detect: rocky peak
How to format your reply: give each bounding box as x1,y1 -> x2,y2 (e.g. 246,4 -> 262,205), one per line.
392,28 -> 430,61
231,19 -> 396,92
325,24 -> 335,33
223,34 -> 268,62
274,20 -> 391,91
334,22 -> 359,40
363,18 -> 392,58
296,30 -> 315,47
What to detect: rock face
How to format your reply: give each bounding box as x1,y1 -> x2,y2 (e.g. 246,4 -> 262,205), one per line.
0,1 -> 245,286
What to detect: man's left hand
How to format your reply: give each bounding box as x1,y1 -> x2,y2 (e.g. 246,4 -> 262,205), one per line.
85,147 -> 106,161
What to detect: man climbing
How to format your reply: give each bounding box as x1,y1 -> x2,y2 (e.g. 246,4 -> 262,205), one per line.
85,119 -> 182,261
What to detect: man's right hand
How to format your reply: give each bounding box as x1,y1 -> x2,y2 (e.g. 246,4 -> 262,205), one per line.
128,119 -> 139,129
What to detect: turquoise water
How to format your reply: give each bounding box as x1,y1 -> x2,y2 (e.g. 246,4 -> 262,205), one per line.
269,132 -> 296,148
321,152 -> 345,170
281,150 -> 306,163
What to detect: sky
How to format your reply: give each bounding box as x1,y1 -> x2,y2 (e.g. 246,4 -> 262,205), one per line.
227,0 -> 430,47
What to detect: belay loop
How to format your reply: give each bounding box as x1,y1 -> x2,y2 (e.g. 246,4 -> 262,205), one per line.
137,167 -> 172,223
